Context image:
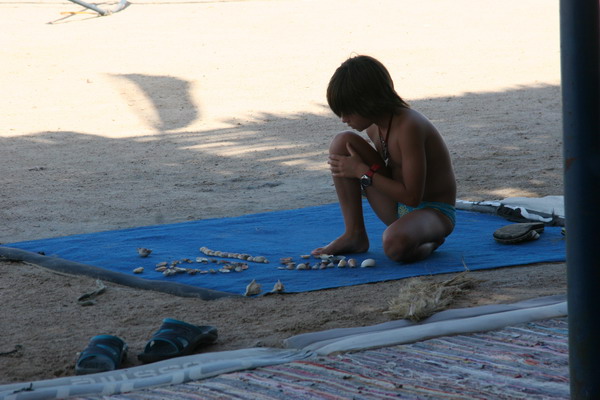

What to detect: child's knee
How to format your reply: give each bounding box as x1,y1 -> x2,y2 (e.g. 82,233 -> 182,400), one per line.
329,131 -> 356,153
382,230 -> 415,262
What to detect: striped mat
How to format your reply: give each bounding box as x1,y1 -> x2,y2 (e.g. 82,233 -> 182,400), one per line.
79,318 -> 569,400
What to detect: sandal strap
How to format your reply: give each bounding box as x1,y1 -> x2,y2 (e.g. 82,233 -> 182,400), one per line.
78,335 -> 127,366
145,319 -> 216,353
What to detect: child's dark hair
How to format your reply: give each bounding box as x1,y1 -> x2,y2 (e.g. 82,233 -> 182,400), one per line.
327,55 -> 409,119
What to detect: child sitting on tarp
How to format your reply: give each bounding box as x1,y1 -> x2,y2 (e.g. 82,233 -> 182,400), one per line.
312,55 -> 456,263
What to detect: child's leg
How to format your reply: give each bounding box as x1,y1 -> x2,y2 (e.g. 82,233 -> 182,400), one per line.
312,131 -> 389,255
382,208 -> 454,262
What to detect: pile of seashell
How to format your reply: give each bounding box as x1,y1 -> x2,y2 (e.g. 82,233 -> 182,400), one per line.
132,245 -> 270,275
151,259 -> 250,276
278,254 -> 376,270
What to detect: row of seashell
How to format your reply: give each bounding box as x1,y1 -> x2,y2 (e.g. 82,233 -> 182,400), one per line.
278,256 -> 376,270
199,246 -> 269,263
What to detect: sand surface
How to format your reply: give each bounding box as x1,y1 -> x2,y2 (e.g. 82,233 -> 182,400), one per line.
0,0 -> 565,384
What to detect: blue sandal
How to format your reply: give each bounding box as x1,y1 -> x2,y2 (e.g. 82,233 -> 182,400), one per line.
137,318 -> 218,363
75,335 -> 128,375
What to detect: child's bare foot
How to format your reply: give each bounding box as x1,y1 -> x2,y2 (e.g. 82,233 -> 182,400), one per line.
311,232 -> 369,256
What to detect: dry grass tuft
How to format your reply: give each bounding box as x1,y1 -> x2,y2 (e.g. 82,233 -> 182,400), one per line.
384,271 -> 479,322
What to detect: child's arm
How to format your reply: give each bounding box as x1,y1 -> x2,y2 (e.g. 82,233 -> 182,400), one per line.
336,121 -> 427,206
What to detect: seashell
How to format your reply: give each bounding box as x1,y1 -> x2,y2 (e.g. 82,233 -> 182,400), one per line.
133,267 -> 144,274
296,263 -> 309,270
156,261 -> 168,268
286,262 -> 297,270
199,270 -> 209,274
137,248 -> 152,257
235,266 -> 243,272
280,257 -> 293,264
209,269 -> 217,274
319,254 -> 333,261
174,267 -> 187,273
311,264 -> 319,270
327,262 -> 335,268
246,256 -> 254,262
271,280 -> 284,293
155,266 -> 167,272
196,257 -> 208,263
337,259 -> 347,268
219,268 -> 231,273
182,258 -> 193,263
170,260 -> 181,266
244,279 -> 262,296
163,269 -> 176,276
241,264 -> 249,270
300,254 -> 311,259
187,269 -> 199,275
348,258 -> 357,268
253,256 -> 267,263
360,258 -> 376,268
319,262 -> 328,270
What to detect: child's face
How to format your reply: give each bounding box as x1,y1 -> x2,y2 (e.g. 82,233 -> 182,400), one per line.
341,113 -> 372,132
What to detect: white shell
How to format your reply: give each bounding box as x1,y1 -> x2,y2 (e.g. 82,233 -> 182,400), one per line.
296,263 -> 309,270
337,259 -> 347,268
272,280 -> 284,293
245,279 -> 262,296
360,258 -> 376,268
348,258 -> 357,268
133,267 -> 144,274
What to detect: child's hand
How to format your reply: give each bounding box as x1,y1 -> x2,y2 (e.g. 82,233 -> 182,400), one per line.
328,143 -> 366,179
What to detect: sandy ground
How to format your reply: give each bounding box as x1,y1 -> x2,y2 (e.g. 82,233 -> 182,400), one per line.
0,0 -> 565,384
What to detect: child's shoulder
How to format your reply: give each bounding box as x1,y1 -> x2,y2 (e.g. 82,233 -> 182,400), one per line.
397,109 -> 435,133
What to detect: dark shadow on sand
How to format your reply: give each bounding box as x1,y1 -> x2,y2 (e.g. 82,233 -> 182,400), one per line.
0,79 -> 563,242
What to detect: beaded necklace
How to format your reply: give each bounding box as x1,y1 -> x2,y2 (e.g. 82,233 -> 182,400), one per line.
378,114 -> 393,166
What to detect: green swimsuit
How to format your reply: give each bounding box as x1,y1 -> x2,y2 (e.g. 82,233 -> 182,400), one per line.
397,201 -> 456,226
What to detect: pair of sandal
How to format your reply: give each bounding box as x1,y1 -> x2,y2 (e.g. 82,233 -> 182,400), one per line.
75,318 -> 218,375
